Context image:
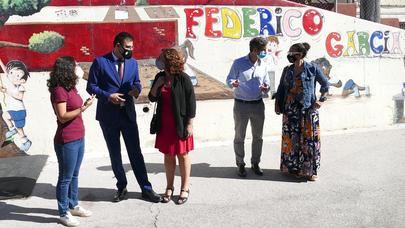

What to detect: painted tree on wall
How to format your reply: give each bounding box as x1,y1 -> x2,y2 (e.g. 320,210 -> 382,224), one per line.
136,0 -> 149,5
0,0 -> 65,53
0,0 -> 63,157
0,0 -> 51,25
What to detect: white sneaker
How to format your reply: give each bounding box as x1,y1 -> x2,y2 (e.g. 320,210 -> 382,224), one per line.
70,205 -> 92,217
59,212 -> 80,227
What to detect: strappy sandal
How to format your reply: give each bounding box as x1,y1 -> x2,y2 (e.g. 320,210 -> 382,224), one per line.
161,188 -> 174,203
177,189 -> 190,205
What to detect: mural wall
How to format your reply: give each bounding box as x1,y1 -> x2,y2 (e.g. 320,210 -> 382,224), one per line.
0,0 -> 405,157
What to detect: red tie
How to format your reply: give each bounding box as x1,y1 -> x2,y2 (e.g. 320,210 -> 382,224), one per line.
118,61 -> 124,80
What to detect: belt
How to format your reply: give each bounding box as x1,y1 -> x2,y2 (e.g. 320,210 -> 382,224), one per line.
234,98 -> 263,104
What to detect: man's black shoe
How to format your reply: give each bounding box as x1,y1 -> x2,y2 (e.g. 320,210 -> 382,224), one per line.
237,165 -> 247,177
251,163 -> 263,176
113,188 -> 127,202
142,189 -> 162,203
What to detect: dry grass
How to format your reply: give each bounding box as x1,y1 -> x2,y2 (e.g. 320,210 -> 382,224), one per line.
82,62 -> 233,104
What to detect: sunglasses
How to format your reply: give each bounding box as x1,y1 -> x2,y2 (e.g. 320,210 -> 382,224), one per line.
287,51 -> 302,55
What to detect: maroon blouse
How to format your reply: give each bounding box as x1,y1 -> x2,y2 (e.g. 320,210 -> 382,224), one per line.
51,86 -> 84,144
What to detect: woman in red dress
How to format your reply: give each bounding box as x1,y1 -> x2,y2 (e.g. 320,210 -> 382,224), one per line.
149,48 -> 196,205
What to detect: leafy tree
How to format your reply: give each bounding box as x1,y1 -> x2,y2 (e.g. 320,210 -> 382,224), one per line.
0,0 -> 51,25
136,0 -> 149,6
0,1 -> 64,53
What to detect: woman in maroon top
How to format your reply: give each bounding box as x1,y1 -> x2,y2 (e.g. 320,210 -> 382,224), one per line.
47,56 -> 95,227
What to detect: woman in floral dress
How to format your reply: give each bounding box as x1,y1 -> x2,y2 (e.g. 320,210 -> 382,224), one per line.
275,43 -> 329,181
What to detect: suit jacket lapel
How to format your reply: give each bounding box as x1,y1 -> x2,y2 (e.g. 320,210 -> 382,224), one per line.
106,53 -> 121,86
121,59 -> 134,85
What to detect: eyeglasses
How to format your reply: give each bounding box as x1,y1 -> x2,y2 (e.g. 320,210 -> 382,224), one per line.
288,51 -> 302,55
118,43 -> 134,50
123,46 -> 133,50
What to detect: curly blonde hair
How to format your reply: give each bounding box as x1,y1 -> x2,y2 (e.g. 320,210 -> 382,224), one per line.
162,48 -> 185,75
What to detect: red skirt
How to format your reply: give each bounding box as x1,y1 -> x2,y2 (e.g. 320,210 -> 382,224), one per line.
155,85 -> 194,155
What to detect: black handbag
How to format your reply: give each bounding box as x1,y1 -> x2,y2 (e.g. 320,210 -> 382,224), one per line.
150,103 -> 158,134
274,67 -> 288,115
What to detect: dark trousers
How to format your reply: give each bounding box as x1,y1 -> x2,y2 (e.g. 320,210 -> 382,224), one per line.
99,111 -> 151,191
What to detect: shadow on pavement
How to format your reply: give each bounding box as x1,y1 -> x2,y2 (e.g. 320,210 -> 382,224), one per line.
28,162 -> 305,202
31,183 -> 145,202
0,155 -> 48,200
97,162 -> 307,183
0,201 -> 58,223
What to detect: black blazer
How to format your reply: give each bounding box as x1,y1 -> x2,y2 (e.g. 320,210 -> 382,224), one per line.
148,71 -> 196,139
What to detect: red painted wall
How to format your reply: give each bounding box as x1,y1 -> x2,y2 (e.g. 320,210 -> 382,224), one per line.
49,0 -> 136,6
0,22 -> 176,70
147,0 -> 302,6
49,0 -> 302,6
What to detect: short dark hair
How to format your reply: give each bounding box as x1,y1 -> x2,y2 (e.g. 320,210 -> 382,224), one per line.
6,60 -> 30,81
249,37 -> 268,52
113,32 -> 133,47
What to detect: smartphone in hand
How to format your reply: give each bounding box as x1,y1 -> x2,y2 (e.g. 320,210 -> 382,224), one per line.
129,87 -> 140,98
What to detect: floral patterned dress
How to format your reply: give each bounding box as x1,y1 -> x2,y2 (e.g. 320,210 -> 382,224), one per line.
280,73 -> 321,177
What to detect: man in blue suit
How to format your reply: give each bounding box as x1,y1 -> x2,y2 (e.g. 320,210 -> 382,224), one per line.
87,32 -> 161,203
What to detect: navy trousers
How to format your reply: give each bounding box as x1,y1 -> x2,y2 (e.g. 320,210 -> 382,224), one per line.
99,110 -> 151,191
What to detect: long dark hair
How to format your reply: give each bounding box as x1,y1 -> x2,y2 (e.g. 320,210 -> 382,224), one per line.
47,56 -> 78,92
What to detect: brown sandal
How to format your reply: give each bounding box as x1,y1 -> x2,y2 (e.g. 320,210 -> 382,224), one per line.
161,188 -> 174,203
177,189 -> 190,205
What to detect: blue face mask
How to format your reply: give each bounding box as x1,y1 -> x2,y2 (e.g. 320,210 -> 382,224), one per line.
257,51 -> 267,59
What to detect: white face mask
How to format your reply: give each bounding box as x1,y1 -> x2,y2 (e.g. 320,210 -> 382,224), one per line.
75,65 -> 84,78
155,55 -> 165,70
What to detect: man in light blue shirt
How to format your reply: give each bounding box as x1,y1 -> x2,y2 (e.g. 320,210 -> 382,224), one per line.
226,37 -> 270,177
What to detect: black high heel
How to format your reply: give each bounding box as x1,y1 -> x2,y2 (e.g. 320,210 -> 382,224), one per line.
161,188 -> 174,203
177,189 -> 190,205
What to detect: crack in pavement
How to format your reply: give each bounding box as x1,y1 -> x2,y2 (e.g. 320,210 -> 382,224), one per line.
149,204 -> 161,228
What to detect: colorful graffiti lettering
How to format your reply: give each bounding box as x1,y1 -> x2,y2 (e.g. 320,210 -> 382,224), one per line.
326,31 -> 403,58
184,7 -> 323,39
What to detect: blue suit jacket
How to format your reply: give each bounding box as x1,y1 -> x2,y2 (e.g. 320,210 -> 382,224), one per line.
86,52 -> 142,124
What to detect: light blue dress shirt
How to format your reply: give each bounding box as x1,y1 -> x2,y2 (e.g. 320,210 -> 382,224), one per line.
226,55 -> 270,101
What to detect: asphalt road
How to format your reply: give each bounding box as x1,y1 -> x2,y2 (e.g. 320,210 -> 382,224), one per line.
1,127 -> 404,228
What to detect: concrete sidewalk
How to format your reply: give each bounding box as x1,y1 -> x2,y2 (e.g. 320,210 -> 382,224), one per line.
1,127 -> 405,227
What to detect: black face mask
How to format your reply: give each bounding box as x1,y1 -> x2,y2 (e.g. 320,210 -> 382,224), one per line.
120,45 -> 133,59
287,54 -> 297,63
